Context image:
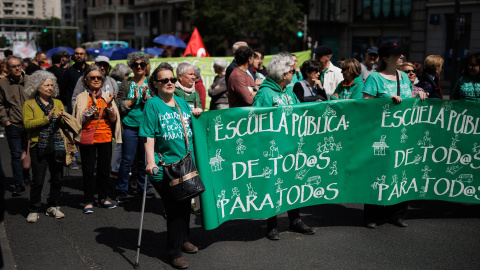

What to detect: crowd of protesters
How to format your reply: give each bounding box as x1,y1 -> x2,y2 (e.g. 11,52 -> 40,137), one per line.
0,41 -> 479,269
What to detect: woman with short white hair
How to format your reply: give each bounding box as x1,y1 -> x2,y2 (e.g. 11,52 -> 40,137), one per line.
208,58 -> 229,110
22,70 -> 65,222
252,52 -> 315,240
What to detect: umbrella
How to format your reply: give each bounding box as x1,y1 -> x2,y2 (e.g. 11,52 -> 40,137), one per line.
153,35 -> 187,48
85,47 -> 105,57
99,47 -> 139,60
143,47 -> 164,56
46,46 -> 74,57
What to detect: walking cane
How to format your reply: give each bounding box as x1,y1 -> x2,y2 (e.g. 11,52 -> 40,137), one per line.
134,163 -> 158,269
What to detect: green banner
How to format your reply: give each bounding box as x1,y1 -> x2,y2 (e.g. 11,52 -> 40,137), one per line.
192,99 -> 480,230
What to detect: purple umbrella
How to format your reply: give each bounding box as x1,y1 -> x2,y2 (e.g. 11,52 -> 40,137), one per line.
144,47 -> 164,56
46,46 -> 74,57
86,47 -> 105,57
153,35 -> 187,48
99,47 -> 139,60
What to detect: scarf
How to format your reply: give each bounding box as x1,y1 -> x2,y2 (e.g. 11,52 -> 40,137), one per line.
35,95 -> 66,161
175,81 -> 195,95
87,88 -> 102,98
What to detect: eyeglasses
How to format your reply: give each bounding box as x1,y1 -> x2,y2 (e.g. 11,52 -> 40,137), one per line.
404,70 -> 415,74
89,76 -> 103,81
155,78 -> 177,84
131,62 -> 147,69
468,63 -> 479,68
9,65 -> 21,70
286,70 -> 295,75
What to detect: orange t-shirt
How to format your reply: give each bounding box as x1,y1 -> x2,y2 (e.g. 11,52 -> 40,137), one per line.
83,97 -> 113,143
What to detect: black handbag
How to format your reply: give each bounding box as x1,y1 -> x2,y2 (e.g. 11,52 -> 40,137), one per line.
157,101 -> 205,201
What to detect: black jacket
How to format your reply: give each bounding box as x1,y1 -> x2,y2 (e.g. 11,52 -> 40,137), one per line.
416,72 -> 443,99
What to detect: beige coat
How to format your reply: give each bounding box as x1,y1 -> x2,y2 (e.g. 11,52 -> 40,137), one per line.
72,91 -> 122,144
59,112 -> 82,165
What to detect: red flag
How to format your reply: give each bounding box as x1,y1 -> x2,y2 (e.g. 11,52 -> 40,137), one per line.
183,27 -> 210,57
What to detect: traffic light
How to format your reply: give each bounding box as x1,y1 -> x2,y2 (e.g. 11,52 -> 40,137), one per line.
297,20 -> 303,38
43,27 -> 47,33
5,40 -> 9,45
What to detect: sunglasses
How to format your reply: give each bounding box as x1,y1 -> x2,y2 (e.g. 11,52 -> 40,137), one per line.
89,76 -> 103,81
155,78 -> 177,84
131,62 -> 147,69
404,70 -> 415,74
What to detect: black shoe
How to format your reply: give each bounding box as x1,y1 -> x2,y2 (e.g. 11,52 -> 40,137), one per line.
136,191 -> 156,198
366,222 -> 377,229
116,193 -> 127,204
289,219 -> 315,235
393,219 -> 408,227
266,228 -> 280,240
24,178 -> 31,186
12,185 -> 25,196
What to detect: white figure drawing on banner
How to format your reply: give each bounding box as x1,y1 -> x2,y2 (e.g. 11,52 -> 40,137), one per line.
391,174 -> 398,185
413,154 -> 422,164
209,149 -> 225,171
275,178 -> 283,192
418,131 -> 431,147
329,161 -> 338,175
441,101 -> 453,111
213,115 -> 222,125
472,142 -> 480,154
263,140 -> 281,158
282,105 -> 293,115
412,99 -> 420,108
400,127 -> 408,143
402,170 -> 408,183
371,175 -> 386,190
335,142 -> 342,151
420,185 -> 427,197
236,138 -> 247,154
216,190 -> 226,208
317,136 -> 342,153
383,104 -> 390,113
263,167 -> 273,178
295,168 -> 310,180
248,108 -> 257,118
231,187 -> 240,198
455,174 -> 473,184
446,164 -> 463,175
276,199 -> 282,212
322,104 -> 337,117
246,183 -> 257,196
306,175 -> 322,186
421,165 -> 432,179
372,135 -> 389,156
450,134 -> 460,149
297,137 -> 305,153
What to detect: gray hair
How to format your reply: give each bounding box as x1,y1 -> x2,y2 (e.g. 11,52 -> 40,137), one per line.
126,52 -> 150,67
214,58 -> 226,70
193,66 -> 201,78
82,66 -> 106,89
267,52 -> 294,83
232,41 -> 247,54
24,70 -> 60,99
176,61 -> 194,76
110,63 -> 132,82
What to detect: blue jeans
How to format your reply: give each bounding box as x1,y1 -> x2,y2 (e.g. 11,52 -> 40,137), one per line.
116,125 -> 151,196
5,125 -> 26,187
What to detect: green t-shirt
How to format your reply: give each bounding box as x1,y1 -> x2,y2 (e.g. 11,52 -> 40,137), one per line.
320,68 -> 328,85
363,71 -> 412,99
330,75 -> 365,100
451,75 -> 480,102
285,71 -> 303,93
139,96 -> 195,182
122,78 -> 150,127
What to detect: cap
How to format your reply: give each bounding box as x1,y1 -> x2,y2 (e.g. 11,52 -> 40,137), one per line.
378,42 -> 404,58
366,46 -> 378,55
312,45 -> 333,56
94,56 -> 110,64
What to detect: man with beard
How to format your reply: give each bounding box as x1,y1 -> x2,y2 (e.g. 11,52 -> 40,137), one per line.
25,51 -> 47,75
60,47 -> 88,114
47,50 -> 70,82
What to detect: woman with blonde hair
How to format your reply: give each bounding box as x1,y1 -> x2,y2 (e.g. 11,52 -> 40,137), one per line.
416,55 -> 444,99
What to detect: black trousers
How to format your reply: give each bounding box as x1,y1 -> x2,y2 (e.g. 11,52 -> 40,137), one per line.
79,142 -> 112,204
363,202 -> 408,224
29,146 -> 63,212
152,180 -> 191,259
267,209 -> 301,229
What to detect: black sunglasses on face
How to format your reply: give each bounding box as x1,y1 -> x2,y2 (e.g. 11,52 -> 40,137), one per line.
131,62 -> 147,69
89,76 -> 103,81
155,78 -> 177,84
404,70 -> 415,74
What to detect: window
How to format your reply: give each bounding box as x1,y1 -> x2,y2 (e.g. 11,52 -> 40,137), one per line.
124,15 -> 134,29
28,4 -> 33,8
28,11 -> 33,16
4,3 -> 13,7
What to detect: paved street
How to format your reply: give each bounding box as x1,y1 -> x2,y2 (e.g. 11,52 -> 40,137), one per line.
1,137 -> 479,270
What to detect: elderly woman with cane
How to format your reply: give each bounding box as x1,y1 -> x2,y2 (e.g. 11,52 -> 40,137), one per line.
73,66 -> 121,214
22,71 -> 66,223
253,52 -> 315,240
140,62 -> 202,269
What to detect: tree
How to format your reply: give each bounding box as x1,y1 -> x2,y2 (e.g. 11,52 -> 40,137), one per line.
37,18 -> 77,51
184,0 -> 304,55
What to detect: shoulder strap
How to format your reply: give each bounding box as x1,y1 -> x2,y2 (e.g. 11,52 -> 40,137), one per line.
396,70 -> 400,96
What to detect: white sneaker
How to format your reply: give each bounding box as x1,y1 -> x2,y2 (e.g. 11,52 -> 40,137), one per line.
46,207 -> 65,219
26,212 -> 39,223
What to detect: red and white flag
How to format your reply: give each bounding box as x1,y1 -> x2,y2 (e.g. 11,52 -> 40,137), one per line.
183,27 -> 210,57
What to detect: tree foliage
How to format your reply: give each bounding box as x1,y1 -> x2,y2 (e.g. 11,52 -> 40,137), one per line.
184,0 -> 304,55
37,18 -> 77,51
